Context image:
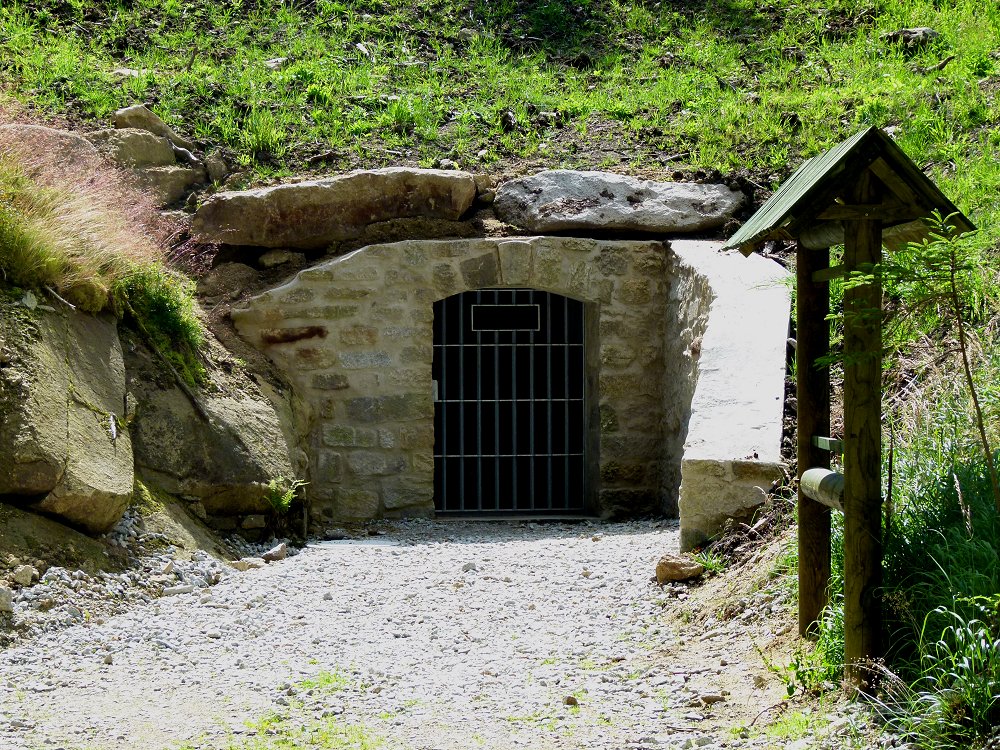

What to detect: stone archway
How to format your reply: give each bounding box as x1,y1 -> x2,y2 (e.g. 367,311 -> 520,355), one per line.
233,236 -> 676,521
232,236 -> 789,546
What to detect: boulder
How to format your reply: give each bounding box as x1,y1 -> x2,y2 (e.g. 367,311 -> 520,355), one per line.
0,305 -> 133,533
0,124 -> 102,171
126,335 -> 297,516
85,128 -> 176,168
204,153 -> 229,183
191,168 -> 478,249
655,553 -> 705,584
493,170 -> 745,233
0,587 -> 12,613
112,104 -> 195,150
196,262 -> 260,301
12,565 -> 36,587
882,27 -> 940,47
132,164 -> 206,206
262,542 -> 287,562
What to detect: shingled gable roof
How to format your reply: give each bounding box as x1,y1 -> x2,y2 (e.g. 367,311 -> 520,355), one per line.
723,126 -> 975,256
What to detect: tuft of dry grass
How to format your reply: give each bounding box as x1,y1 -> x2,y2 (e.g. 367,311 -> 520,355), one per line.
0,117 -> 175,311
0,110 -> 204,382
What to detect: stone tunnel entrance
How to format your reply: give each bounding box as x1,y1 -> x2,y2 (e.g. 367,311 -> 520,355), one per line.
231,236 -> 791,548
432,288 -> 597,515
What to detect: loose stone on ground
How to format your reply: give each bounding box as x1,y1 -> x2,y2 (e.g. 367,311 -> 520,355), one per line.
0,520 -> 854,750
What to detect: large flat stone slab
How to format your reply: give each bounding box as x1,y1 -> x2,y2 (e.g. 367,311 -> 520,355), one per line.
0,305 -> 133,533
494,170 -> 745,233
192,168 -> 477,249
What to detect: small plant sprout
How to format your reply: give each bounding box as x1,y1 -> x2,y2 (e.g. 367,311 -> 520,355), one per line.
264,476 -> 308,515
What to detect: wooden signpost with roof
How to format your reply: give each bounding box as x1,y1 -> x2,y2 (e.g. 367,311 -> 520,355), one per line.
723,126 -> 974,688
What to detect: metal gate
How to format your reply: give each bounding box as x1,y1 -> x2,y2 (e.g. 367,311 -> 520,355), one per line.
432,288 -> 587,514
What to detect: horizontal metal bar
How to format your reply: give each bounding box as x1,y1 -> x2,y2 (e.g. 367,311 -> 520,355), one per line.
437,398 -> 584,404
800,467 -> 845,512
433,343 -> 584,348
434,452 -> 585,459
812,436 -> 844,453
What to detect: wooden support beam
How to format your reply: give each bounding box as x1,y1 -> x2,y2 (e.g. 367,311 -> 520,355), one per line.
817,199 -> 924,223
797,242 -> 832,638
842,172 -> 884,690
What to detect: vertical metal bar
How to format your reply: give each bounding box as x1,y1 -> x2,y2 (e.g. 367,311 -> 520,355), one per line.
438,298 -> 446,510
494,288 -> 501,510
578,298 -> 586,511
457,293 -> 465,512
511,289 -> 518,511
563,294 -> 570,511
546,292 -> 553,511
476,290 -> 483,512
529,290 -> 536,511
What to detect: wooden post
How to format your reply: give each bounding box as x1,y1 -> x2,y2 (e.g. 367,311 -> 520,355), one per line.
797,243 -> 831,637
842,171 -> 883,689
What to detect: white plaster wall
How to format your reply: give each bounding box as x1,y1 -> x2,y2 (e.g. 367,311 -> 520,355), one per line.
672,240 -> 791,550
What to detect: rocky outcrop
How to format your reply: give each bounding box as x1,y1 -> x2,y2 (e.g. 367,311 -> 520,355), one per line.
0,124 -> 103,171
112,104 -> 195,151
0,303 -> 133,533
125,335 -> 299,519
494,170 -> 745,233
89,106 -> 210,206
131,164 -> 206,206
191,168 -> 478,249
85,128 -> 176,168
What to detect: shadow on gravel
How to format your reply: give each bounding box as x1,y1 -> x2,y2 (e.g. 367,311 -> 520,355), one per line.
310,518 -> 679,548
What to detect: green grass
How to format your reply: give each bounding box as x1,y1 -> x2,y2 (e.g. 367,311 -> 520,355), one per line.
180,711 -> 382,750
2,0 -> 1000,238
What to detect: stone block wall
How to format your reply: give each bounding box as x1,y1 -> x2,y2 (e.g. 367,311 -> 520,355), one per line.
232,237 -> 674,520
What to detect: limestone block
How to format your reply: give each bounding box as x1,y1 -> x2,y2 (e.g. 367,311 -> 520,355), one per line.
678,458 -> 783,551
671,240 -> 790,549
192,168 -> 477,249
335,488 -> 380,520
339,351 -> 392,369
86,128 -> 175,167
0,306 -> 133,533
133,164 -> 205,206
339,325 -> 378,346
459,252 -> 499,289
494,171 -> 745,233
497,240 -> 535,286
382,480 -> 434,510
113,104 -> 195,150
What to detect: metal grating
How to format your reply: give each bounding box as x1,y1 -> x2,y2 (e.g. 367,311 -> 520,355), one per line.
432,289 -> 587,514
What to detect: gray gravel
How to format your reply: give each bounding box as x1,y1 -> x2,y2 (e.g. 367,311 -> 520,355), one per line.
0,519 -> 853,750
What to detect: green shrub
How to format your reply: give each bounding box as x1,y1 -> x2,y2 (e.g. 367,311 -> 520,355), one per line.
111,265 -> 205,386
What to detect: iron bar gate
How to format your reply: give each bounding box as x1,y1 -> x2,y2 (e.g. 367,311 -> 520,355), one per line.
432,289 -> 587,514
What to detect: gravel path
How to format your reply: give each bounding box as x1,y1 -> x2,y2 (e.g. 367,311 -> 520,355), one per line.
0,520 -> 788,750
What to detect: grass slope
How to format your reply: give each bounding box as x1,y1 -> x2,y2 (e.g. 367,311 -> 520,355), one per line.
2,1 -> 1000,238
